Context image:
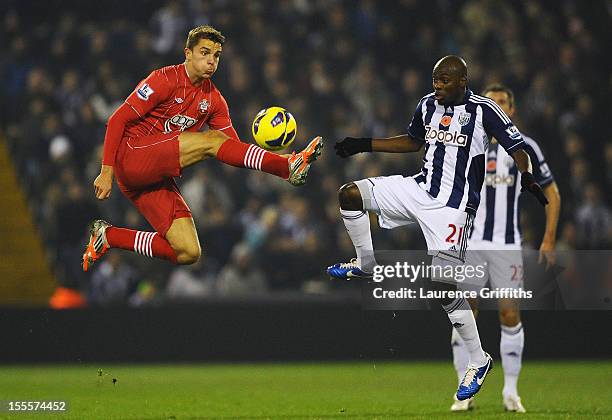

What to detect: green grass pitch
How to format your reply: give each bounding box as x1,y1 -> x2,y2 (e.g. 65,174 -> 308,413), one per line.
0,361 -> 610,419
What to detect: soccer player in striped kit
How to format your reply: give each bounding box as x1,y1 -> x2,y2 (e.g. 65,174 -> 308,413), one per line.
327,56 -> 548,401
450,84 -> 560,413
82,25 -> 322,271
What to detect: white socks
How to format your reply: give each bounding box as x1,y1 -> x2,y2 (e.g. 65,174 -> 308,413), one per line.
501,322 -> 524,398
452,321 -> 524,397
340,209 -> 376,272
443,298 -> 487,367
451,327 -> 469,384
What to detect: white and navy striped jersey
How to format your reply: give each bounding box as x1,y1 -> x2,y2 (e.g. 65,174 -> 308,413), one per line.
407,89 -> 525,215
471,134 -> 554,246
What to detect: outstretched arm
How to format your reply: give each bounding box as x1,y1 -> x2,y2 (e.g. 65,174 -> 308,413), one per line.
335,95 -> 430,157
335,134 -> 423,157
372,135 -> 424,153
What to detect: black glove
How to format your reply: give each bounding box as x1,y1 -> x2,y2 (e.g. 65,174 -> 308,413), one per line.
521,172 -> 548,206
334,137 -> 372,158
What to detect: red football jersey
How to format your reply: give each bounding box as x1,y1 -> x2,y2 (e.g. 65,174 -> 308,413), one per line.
123,63 -> 239,139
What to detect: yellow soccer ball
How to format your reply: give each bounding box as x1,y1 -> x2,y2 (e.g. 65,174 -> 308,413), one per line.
251,106 -> 297,151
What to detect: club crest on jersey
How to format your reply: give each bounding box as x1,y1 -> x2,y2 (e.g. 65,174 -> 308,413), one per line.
458,112 -> 471,126
164,114 -> 197,132
198,99 -> 209,113
136,83 -> 154,101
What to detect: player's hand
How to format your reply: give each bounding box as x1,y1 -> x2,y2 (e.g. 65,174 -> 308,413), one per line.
538,240 -> 556,270
520,172 -> 548,206
94,166 -> 114,200
334,137 -> 372,158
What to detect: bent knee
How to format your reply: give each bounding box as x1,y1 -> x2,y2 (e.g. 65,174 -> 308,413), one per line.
206,129 -> 230,142
176,245 -> 202,265
202,130 -> 230,157
338,183 -> 363,211
499,308 -> 521,326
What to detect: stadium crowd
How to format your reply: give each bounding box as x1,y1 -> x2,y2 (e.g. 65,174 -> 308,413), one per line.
1,0 -> 609,306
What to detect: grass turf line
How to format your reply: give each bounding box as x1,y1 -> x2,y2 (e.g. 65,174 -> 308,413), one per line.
0,361 -> 610,419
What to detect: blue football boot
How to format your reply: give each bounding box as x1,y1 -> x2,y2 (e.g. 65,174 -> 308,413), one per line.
327,258 -> 372,280
456,352 -> 493,401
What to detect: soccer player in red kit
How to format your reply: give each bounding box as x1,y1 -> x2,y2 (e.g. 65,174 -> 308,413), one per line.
82,26 -> 323,270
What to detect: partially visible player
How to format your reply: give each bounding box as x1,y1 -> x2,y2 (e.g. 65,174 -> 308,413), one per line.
82,25 -> 323,271
450,84 -> 560,413
328,56 -> 548,401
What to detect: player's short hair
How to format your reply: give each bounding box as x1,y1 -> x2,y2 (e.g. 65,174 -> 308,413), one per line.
482,84 -> 515,108
186,25 -> 225,50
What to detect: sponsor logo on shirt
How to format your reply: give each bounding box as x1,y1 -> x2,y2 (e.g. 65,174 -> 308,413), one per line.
136,83 -> 154,101
425,125 -> 468,146
485,173 -> 515,187
164,114 -> 197,132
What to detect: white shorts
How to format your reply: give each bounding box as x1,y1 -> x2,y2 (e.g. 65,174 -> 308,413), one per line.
461,239 -> 524,290
354,175 -> 473,263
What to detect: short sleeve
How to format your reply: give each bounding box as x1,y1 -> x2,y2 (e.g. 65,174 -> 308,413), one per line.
125,70 -> 172,117
480,98 -> 525,154
523,137 -> 554,187
406,97 -> 428,142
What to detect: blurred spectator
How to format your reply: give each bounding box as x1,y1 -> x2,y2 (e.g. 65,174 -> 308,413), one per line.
150,1 -> 188,55
166,255 -> 217,299
216,243 -> 267,296
575,184 -> 612,249
605,143 -> 612,189
556,222 -> 577,251
53,178 -> 98,289
242,205 -> 279,250
88,252 -> 137,306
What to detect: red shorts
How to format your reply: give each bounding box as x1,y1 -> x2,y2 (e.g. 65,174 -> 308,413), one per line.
114,132 -> 192,236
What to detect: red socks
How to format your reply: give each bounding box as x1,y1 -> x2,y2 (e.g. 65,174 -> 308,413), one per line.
217,140 -> 289,179
103,141 -> 291,264
106,227 -> 178,264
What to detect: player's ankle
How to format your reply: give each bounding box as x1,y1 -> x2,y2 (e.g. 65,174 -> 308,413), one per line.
468,351 -> 487,367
